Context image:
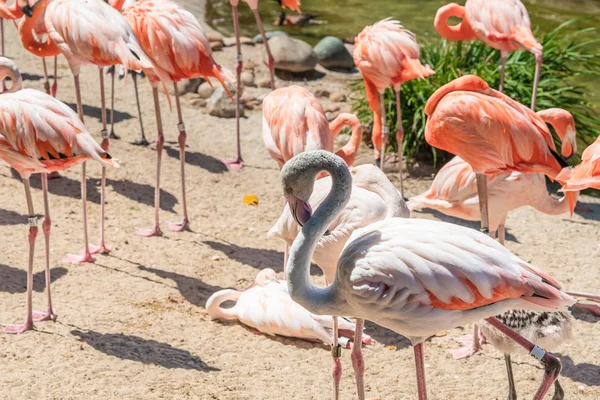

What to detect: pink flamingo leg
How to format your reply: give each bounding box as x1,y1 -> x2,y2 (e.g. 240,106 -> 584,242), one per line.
499,52 -> 507,93
65,75 -> 95,263
42,58 -> 61,180
251,8 -> 275,89
531,52 -> 542,111
351,318 -> 366,400
167,82 -> 190,232
90,68 -> 111,254
3,179 -> 37,334
136,87 -> 164,237
475,173 -> 491,236
451,323 -> 484,359
485,317 -> 562,400
33,173 -> 58,322
378,92 -> 388,172
1,18 -> 4,57
331,315 -> 342,400
395,86 -> 404,198
51,56 -> 57,97
42,57 -> 51,95
108,67 -> 119,140
413,342 -> 428,400
131,73 -> 149,146
221,4 -> 244,169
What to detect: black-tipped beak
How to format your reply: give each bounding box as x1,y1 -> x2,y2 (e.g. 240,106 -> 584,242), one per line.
287,195 -> 313,228
21,5 -> 33,17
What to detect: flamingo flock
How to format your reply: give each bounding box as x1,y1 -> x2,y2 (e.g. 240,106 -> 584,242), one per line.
0,0 -> 598,399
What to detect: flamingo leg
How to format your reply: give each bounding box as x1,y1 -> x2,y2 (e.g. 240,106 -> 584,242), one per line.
131,73 -> 149,146
378,92 -> 388,172
351,318 -> 366,400
331,315 -> 342,400
136,87 -> 163,237
42,60 -> 61,179
475,174 -> 490,236
413,342 -> 428,400
108,67 -> 120,140
498,224 -> 506,246
450,323 -> 483,359
552,379 -> 564,400
499,51 -> 507,93
1,18 -> 3,57
220,4 -> 244,169
394,86 -> 404,198
32,173 -> 57,322
65,75 -> 95,263
531,53 -> 543,111
504,354 -> 518,400
167,82 -> 190,232
52,56 -> 57,97
485,317 -> 561,400
283,243 -> 289,275
3,178 -> 37,334
42,58 -> 51,95
251,8 -> 275,89
89,68 -> 111,255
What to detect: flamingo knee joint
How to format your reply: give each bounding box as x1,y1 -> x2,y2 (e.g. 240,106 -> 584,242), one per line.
28,216 -> 38,227
177,123 -> 185,132
331,344 -> 342,358
530,345 -> 546,361
101,129 -> 109,139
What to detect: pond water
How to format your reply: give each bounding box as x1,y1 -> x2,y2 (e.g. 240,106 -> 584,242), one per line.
206,0 -> 600,104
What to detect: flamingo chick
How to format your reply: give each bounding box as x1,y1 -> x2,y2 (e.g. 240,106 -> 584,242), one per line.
282,150 -> 575,400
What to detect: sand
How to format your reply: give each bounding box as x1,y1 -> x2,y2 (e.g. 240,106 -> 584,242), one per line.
0,3 -> 599,399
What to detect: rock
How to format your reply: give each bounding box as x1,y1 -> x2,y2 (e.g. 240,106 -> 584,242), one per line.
326,111 -> 340,121
210,41 -> 224,51
207,85 -> 243,118
190,97 -> 207,108
314,89 -> 330,98
240,36 -> 254,45
174,78 -> 202,95
254,31 -> 287,43
224,36 -> 255,47
344,43 -> 354,57
243,59 -> 257,71
197,81 -> 215,99
256,76 -> 272,88
329,91 -> 346,102
341,104 -> 353,113
241,71 -> 255,87
206,31 -> 224,43
323,103 -> 340,113
314,36 -> 355,70
268,36 -> 317,73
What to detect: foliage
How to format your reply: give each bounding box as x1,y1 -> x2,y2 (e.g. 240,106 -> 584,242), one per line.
350,19 -> 600,167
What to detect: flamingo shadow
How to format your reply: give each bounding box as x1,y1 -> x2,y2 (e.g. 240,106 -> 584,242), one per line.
569,304 -> 600,323
138,265 -> 225,308
555,354 -> 600,387
163,145 -> 228,174
64,102 -> 134,124
363,320 -> 412,350
0,209 -> 28,226
0,264 -> 68,294
70,330 -> 219,372
21,72 -> 44,82
13,169 -> 101,204
275,69 -> 326,82
105,178 -> 178,213
574,201 -> 600,222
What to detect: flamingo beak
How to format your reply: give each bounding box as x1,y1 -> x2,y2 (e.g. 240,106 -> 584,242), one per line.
287,195 -> 331,236
21,5 -> 33,17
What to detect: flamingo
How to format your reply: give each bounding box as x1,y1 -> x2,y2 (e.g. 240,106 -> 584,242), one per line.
19,0 -> 168,262
123,0 -> 233,236
207,268 -> 368,348
353,18 -> 434,189
281,150 -> 575,400
222,0 -> 299,169
0,57 -> 117,334
557,135 -> 600,191
434,0 -> 542,109
270,162 -> 407,399
262,85 -> 363,170
424,75 -> 579,239
0,1 -> 24,57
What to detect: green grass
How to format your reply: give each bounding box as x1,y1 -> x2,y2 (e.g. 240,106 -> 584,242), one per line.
350,19 -> 600,167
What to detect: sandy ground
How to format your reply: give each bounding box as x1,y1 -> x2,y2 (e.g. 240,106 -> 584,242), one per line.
1,4 -> 600,400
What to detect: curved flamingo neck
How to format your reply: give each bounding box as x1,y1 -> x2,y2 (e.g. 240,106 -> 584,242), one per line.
537,108 -> 577,157
351,166 -> 408,219
19,0 -> 61,58
330,113 -> 363,167
206,289 -> 241,321
284,152 -> 350,315
434,3 -> 476,41
0,58 -> 23,92
532,188 -> 577,216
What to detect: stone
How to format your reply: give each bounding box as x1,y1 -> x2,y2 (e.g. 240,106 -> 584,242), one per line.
344,43 -> 354,57
240,36 -> 254,45
314,36 -> 355,70
197,81 -> 215,99
254,31 -> 287,43
174,78 -> 202,95
268,36 -> 317,73
314,89 -> 330,98
206,31 -> 224,43
190,96 -> 207,108
323,103 -> 340,113
207,85 -> 244,118
210,41 -> 224,51
241,71 -> 255,87
329,91 -> 346,102
256,76 -> 272,88
223,36 -> 255,47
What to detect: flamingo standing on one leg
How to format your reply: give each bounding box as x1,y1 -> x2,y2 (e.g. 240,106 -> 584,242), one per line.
353,18 -> 434,187
222,0 -> 299,169
262,85 -> 363,169
123,0 -> 232,236
270,163 -> 407,400
19,0 -> 167,262
0,57 -> 117,334
282,150 -> 574,400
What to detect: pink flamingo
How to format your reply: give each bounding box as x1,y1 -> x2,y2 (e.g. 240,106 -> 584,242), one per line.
558,135 -> 600,191
0,57 -> 117,334
434,0 -> 542,109
0,1 -> 24,57
270,162 -> 407,399
223,0 -> 300,169
262,85 -> 363,170
282,150 -> 574,400
207,269 -> 368,348
19,0 -> 167,262
353,18 -> 434,188
123,0 -> 232,236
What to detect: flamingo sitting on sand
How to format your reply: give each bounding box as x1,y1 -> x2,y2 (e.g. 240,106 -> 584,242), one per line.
270,162 -> 408,399
0,57 -> 117,334
123,0 -> 233,236
19,0 -> 168,262
262,85 -> 363,170
282,150 -> 575,400
425,75 -> 579,239
434,0 -> 542,109
207,269 -> 369,348
353,18 -> 434,191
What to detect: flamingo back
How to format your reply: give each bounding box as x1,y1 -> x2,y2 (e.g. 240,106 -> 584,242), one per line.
557,136 -> 600,191
280,0 -> 301,12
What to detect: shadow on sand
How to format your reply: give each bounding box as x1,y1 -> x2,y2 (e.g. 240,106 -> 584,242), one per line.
0,264 -> 68,294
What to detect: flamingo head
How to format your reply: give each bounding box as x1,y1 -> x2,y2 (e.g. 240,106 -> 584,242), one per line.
537,108 -> 577,159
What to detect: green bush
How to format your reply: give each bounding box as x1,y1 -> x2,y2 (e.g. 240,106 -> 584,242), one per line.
350,19 -> 600,167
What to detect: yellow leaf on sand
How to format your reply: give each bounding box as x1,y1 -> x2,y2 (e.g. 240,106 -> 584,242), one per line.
386,345 -> 396,351
244,195 -> 259,205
